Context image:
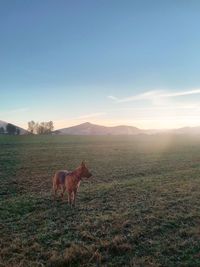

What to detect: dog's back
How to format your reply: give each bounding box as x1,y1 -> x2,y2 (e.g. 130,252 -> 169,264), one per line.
53,170 -> 70,188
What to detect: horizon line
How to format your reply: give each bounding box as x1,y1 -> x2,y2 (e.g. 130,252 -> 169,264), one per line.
1,119 -> 200,132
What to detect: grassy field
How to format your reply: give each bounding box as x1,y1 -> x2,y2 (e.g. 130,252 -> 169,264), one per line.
1,135 -> 200,267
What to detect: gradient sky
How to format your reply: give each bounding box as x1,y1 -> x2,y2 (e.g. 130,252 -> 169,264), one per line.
1,0 -> 200,129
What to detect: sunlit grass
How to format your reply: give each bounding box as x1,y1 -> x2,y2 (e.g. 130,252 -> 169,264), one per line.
1,135 -> 200,266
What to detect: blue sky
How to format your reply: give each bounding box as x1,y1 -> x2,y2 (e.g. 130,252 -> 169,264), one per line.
1,0 -> 200,129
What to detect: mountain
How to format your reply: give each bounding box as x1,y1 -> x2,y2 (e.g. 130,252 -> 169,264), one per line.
55,122 -> 200,136
55,122 -> 144,135
172,126 -> 200,135
0,120 -> 28,135
1,120 -> 200,136
0,120 -> 8,129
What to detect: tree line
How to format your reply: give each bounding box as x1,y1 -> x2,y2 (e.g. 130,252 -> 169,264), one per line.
27,121 -> 54,134
0,123 -> 20,135
0,121 -> 54,135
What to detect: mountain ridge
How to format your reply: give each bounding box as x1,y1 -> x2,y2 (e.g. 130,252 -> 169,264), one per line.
1,120 -> 200,136
55,122 -> 200,136
54,122 -> 143,135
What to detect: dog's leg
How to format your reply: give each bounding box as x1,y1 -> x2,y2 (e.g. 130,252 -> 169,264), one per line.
52,175 -> 58,201
73,190 -> 77,207
61,186 -> 66,201
68,192 -> 72,207
53,186 -> 58,200
54,186 -> 58,200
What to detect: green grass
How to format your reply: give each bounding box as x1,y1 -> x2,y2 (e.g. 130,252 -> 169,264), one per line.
1,135 -> 200,266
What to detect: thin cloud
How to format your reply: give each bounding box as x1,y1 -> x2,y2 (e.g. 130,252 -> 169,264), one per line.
0,107 -> 29,115
107,95 -> 119,101
77,112 -> 106,119
108,89 -> 200,103
120,104 -> 200,111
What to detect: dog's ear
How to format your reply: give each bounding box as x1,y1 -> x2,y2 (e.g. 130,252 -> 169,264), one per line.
81,161 -> 85,166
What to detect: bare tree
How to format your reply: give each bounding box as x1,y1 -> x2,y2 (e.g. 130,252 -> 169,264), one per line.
27,121 -> 54,134
28,121 -> 36,134
37,122 -> 45,134
0,127 -> 5,134
46,121 -> 54,133
16,128 -> 20,135
6,123 -> 17,135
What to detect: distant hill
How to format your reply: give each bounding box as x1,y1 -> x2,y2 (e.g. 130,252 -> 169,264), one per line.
0,120 -> 28,135
172,126 -> 200,135
55,122 -> 200,136
1,120 -> 200,136
56,122 -> 146,135
0,120 -> 8,129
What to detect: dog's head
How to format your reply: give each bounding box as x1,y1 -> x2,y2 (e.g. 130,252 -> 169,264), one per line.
80,161 -> 92,178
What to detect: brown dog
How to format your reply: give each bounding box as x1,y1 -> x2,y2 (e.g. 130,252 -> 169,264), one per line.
52,161 -> 92,206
